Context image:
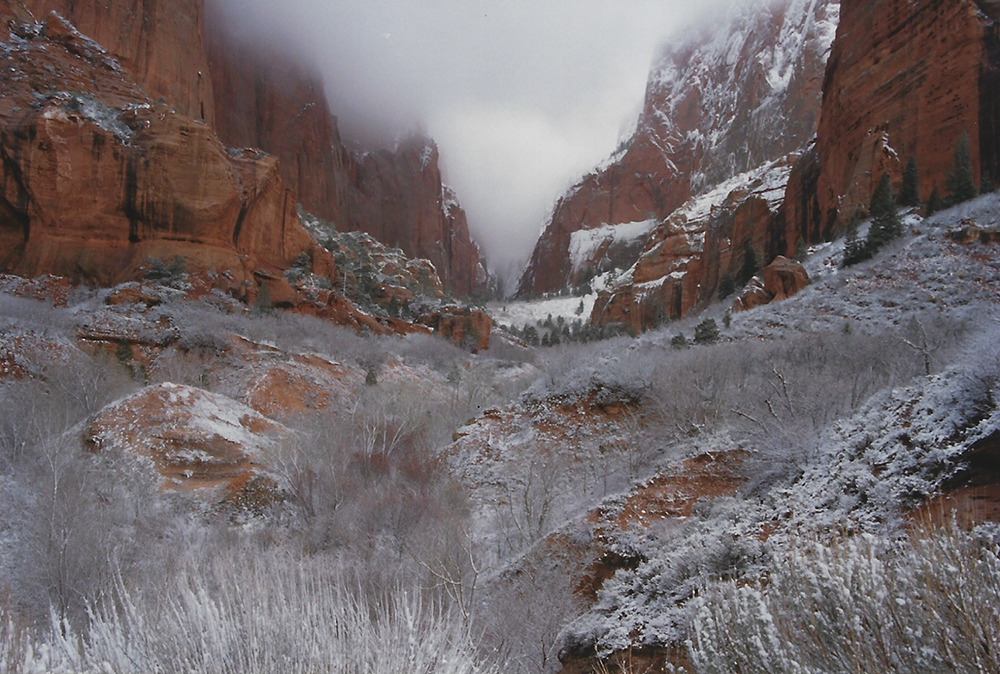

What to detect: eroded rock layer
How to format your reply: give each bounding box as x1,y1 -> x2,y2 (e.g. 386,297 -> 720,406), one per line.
0,6 -> 326,290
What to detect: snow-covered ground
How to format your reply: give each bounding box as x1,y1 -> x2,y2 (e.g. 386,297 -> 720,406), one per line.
487,294 -> 597,329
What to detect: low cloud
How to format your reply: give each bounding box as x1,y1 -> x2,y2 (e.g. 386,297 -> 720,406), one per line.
214,0 -> 728,272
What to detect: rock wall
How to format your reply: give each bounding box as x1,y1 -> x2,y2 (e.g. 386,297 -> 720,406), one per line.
203,3 -> 350,226
344,139 -> 486,297
517,0 -> 838,298
203,3 -> 485,296
14,0 -> 487,297
20,0 -> 214,123
809,0 -> 999,237
0,5 -> 322,288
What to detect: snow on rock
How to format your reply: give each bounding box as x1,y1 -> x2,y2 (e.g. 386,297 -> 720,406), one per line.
86,383 -> 289,499
568,219 -> 660,275
516,0 -> 837,299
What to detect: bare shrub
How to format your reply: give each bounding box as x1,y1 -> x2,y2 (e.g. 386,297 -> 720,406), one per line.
11,548 -> 495,674
688,523 -> 1000,674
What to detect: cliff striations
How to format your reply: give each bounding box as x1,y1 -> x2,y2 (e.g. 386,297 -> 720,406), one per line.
808,0 -> 1000,238
0,4 -> 325,289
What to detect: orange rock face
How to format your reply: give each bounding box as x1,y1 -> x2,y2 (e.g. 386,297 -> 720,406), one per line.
20,0 -> 487,298
417,306 -> 492,352
517,0 -> 837,297
731,255 -> 809,312
203,5 -> 350,227
810,0 -> 999,237
0,7 -> 326,289
203,10 -> 486,297
22,0 -> 214,122
343,140 -> 488,297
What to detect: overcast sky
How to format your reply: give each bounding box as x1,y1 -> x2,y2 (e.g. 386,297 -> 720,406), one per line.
216,1 -> 725,277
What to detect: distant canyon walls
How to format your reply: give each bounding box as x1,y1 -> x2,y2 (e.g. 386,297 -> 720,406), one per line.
5,0 -> 485,297
517,0 -> 837,299
523,0 -> 1000,334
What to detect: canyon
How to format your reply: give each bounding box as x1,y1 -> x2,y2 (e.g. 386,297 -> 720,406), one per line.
519,0 -> 1000,335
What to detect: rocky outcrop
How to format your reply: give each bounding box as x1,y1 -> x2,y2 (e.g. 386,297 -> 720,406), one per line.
418,306 -> 492,352
86,382 -> 287,512
591,159 -> 796,332
731,255 -> 809,312
808,0 -> 1000,238
517,0 -> 838,298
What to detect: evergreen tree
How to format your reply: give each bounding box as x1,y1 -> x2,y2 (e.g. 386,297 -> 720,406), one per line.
865,172 -> 901,252
982,171 -> 996,195
900,155 -> 920,207
946,132 -> 977,204
670,332 -> 689,349
926,186 -> 945,216
842,220 -> 869,267
694,318 -> 720,345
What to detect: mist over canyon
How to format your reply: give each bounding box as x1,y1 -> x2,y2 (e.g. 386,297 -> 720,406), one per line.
211,0 -> 739,276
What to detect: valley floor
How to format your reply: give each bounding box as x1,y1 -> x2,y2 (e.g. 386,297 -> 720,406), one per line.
1,197 -> 1000,673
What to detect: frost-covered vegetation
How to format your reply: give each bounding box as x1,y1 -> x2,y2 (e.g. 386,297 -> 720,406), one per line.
689,523 -> 1000,674
1,198 -> 999,673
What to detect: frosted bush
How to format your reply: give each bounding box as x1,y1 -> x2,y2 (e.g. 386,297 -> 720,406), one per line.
688,524 -> 1000,674
7,550 -> 495,674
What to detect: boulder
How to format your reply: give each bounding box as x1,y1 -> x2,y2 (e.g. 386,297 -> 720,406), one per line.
85,383 -> 288,504
732,256 -> 809,312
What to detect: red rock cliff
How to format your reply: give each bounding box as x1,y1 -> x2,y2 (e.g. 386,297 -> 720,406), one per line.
0,3 -> 323,289
808,0 -> 1000,238
517,0 -> 838,298
203,3 -> 351,227
203,3 -> 486,297
15,0 -> 488,297
343,139 -> 486,297
20,0 -> 214,123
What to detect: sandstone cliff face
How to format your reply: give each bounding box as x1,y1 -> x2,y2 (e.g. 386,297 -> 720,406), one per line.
0,6 -> 323,289
517,0 -> 838,298
203,5 -> 486,297
809,0 -> 1000,237
203,4 -> 350,227
21,0 -> 214,123
344,139 -> 487,297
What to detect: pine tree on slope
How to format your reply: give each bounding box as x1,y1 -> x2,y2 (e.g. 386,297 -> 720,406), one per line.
866,172 -> 901,253
946,132 -> 977,205
900,155 -> 920,207
842,220 -> 869,267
